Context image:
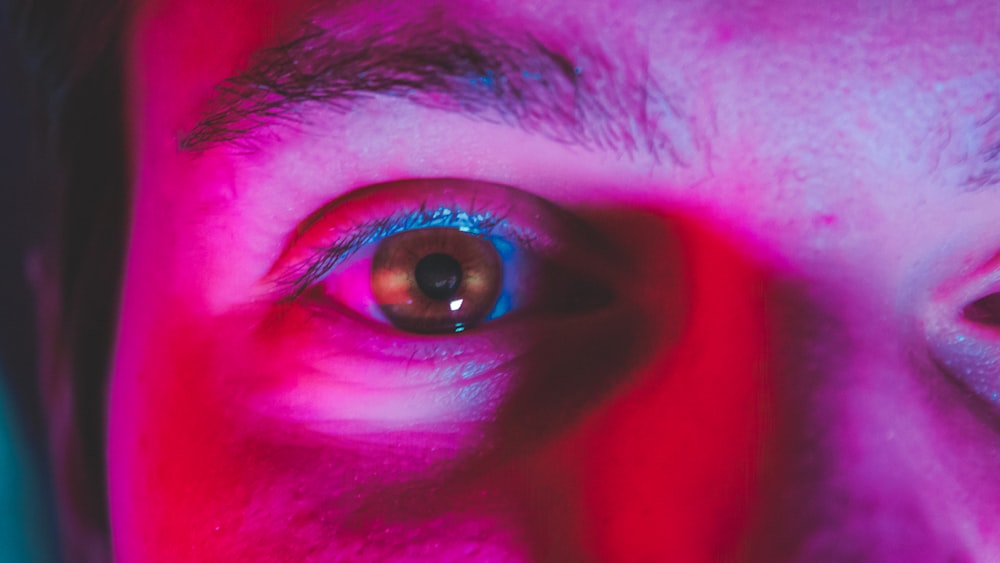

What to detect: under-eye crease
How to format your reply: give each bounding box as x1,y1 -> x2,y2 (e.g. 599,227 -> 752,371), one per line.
266,178 -> 618,334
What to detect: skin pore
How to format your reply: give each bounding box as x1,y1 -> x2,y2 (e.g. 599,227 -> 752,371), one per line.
111,0 -> 1000,560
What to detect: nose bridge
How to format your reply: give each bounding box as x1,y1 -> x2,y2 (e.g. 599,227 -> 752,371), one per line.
739,287 -> 980,561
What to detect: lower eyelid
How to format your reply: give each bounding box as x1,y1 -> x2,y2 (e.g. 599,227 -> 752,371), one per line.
244,290 -> 651,443
260,297 -> 524,379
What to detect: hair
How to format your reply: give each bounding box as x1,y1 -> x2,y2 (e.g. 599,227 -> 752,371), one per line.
4,0 -> 130,560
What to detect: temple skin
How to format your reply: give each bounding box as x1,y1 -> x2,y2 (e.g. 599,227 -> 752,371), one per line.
110,0 -> 1000,560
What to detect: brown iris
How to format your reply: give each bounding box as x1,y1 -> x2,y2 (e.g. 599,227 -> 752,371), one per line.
371,228 -> 503,334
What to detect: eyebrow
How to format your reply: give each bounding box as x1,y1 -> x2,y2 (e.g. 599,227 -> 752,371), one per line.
965,104 -> 1000,190
178,15 -> 703,165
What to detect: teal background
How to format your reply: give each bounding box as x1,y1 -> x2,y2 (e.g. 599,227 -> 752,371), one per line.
0,368 -> 59,563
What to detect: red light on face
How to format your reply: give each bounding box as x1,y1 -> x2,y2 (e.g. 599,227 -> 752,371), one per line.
515,214 -> 777,562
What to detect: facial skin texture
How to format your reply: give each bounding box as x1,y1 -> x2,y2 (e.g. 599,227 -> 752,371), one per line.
111,0 -> 1000,561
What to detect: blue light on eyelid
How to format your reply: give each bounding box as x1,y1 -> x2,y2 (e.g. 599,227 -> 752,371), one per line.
350,205 -> 513,260
488,293 -> 512,321
470,69 -> 497,88
485,236 -> 517,321
366,206 -> 506,247
286,203 -> 531,311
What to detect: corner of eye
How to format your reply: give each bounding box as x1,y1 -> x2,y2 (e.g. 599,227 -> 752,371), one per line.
933,251 -> 1000,333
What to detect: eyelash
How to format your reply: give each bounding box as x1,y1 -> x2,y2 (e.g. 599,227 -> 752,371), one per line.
273,202 -> 530,300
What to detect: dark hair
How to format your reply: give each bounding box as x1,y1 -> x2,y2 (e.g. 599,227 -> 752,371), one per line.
4,0 -> 130,560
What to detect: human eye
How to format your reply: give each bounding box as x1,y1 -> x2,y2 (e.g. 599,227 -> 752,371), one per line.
924,251 -> 1000,409
266,178 -> 615,335
254,178 -> 642,429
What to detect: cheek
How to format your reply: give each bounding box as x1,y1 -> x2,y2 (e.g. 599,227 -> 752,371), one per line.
108,307 -> 530,562
110,312 -> 259,561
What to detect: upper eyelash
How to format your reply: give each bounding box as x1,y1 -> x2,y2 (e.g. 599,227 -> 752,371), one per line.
273,202 -> 526,300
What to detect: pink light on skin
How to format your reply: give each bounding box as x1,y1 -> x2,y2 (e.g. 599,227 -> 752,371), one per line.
109,0 -> 1000,561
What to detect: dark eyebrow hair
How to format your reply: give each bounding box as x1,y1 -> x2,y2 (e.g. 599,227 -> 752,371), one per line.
965,104 -> 1000,190
178,17 -> 705,165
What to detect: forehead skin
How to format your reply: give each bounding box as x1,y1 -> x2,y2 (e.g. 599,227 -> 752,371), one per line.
113,0 -> 1000,561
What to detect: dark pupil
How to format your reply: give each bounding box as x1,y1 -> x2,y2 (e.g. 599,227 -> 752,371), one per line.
414,253 -> 463,300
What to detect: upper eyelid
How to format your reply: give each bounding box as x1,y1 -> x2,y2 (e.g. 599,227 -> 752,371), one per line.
261,178 -> 625,307
270,204 -> 531,300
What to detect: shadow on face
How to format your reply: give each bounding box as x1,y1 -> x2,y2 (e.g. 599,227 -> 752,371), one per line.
105,0 -> 1000,561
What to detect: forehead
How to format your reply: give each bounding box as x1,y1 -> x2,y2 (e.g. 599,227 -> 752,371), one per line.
129,0 -> 1000,196
130,0 -> 1000,150
131,0 -> 1000,62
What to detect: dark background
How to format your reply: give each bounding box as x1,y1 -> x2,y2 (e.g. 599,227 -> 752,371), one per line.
0,0 -> 42,453
0,0 -> 61,560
